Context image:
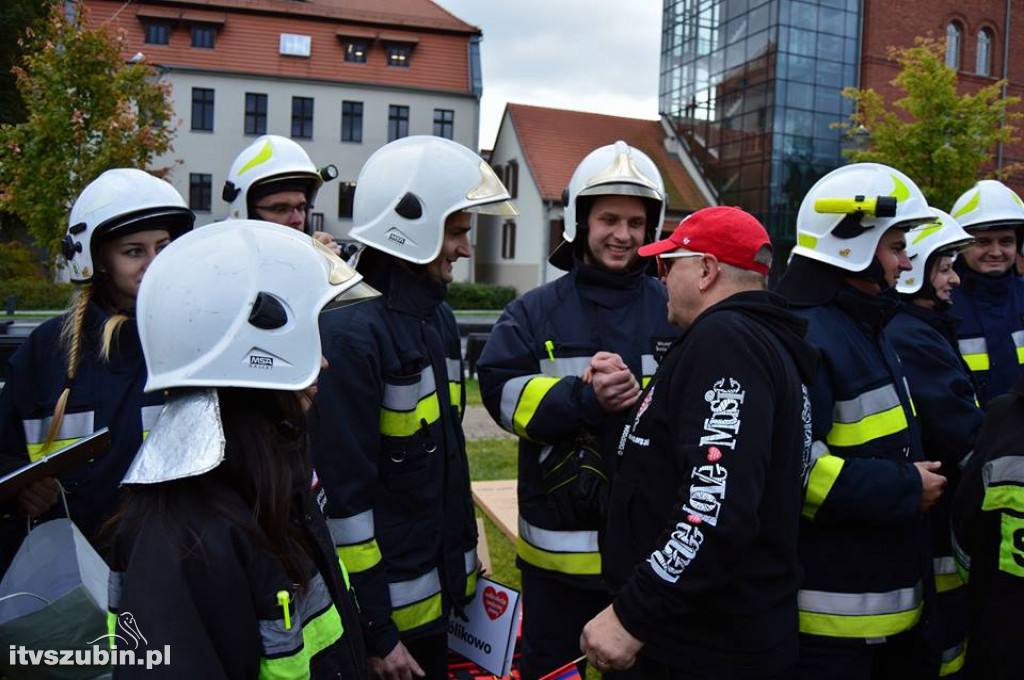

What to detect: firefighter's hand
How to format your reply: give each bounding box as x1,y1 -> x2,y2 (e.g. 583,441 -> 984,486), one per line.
591,366 -> 640,413
311,231 -> 342,256
914,461 -> 947,513
369,641 -> 425,680
18,477 -> 59,518
580,604 -> 643,673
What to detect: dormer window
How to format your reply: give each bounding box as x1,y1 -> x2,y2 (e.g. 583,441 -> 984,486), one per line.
386,43 -> 412,67
344,39 -> 369,63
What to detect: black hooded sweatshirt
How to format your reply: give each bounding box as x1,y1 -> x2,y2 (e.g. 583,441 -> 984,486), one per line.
603,290 -> 819,678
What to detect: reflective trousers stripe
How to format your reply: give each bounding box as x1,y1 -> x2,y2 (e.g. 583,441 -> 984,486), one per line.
390,569 -> 443,631
802,454 -> 844,520
798,583 -> 923,638
499,375 -> 560,437
23,411 -> 95,461
336,541 -> 382,574
934,556 -> 963,593
939,639 -> 967,677
959,337 -> 989,372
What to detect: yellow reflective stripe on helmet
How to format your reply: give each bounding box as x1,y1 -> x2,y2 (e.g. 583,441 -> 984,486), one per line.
939,639 -> 967,677
998,513 -> 1024,577
802,454 -> 845,519
890,175 -> 911,202
240,140 -> 274,176
259,604 -> 344,680
336,540 -> 382,574
516,536 -> 601,575
953,190 -> 980,219
379,394 -> 440,437
798,583 -> 923,638
798,233 -> 819,249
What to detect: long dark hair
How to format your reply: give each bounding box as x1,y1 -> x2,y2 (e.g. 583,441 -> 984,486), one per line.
109,387 -> 313,584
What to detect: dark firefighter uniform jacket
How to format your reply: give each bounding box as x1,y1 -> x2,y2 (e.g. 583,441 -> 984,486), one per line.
477,262 -> 678,588
0,302 -> 162,544
309,260 -> 477,658
778,261 -> 930,644
950,260 -> 1024,408
952,371 -> 1024,680
604,291 -> 818,677
107,445 -> 367,679
887,303 -> 984,676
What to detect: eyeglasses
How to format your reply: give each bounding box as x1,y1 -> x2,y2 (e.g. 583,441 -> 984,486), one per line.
254,201 -> 309,217
656,251 -> 704,277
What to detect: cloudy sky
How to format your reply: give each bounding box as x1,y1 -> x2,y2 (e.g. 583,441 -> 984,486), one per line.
433,0 -> 663,149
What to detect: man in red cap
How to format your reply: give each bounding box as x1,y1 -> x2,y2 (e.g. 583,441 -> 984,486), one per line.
580,206 -> 819,679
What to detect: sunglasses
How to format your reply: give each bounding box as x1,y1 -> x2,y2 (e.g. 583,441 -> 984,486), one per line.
656,251 -> 704,277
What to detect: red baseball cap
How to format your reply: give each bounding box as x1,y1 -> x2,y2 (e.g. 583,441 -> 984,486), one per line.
638,206 -> 772,275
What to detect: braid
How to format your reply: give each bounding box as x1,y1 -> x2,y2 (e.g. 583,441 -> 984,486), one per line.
42,286 -> 93,454
99,314 -> 130,362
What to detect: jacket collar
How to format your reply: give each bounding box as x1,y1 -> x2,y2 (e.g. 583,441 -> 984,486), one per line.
361,253 -> 446,319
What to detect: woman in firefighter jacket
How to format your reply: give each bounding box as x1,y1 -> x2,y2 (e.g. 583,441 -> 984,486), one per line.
308,137 -> 515,679
0,169 -> 193,550
885,211 -> 983,678
106,221 -> 376,678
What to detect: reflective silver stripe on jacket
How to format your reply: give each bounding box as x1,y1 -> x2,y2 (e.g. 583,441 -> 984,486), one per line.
1013,330 -> 1024,349
464,549 -> 477,575
951,530 -> 971,572
641,354 -> 658,377
382,367 -> 436,411
798,582 -> 922,616
259,572 -> 334,655
108,570 -> 124,610
389,569 -> 442,608
540,357 -> 591,380
832,384 -> 901,423
519,517 -> 598,553
446,358 -> 462,383
499,375 -> 537,431
140,404 -> 162,432
328,510 -> 374,546
958,337 -> 987,355
933,556 -> 957,576
983,456 -> 1024,486
22,410 -> 95,445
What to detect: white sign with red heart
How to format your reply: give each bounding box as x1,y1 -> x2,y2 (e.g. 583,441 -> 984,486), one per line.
447,576 -> 521,678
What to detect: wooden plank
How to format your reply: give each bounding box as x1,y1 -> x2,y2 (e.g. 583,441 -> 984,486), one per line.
475,517 -> 492,575
472,479 -> 518,543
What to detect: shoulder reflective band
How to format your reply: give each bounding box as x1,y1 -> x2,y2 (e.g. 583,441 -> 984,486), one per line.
981,456 -> 1024,513
140,404 -> 162,441
798,582 -> 923,638
939,639 -> 967,677
826,384 -> 908,448
23,410 -> 96,461
958,337 -> 990,372
464,549 -> 478,598
1014,330 -> 1024,364
998,513 -> 1024,578
258,574 -> 344,679
641,354 -> 658,389
517,517 -> 600,575
499,374 -> 560,438
933,556 -> 963,593
802,453 -> 845,520
329,512 -> 382,574
446,357 -> 463,416
389,569 -> 443,632
380,367 -> 440,438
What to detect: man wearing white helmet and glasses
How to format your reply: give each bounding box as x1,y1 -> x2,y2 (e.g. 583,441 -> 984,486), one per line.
776,163 -> 946,679
223,134 -> 342,254
477,141 -> 679,679
308,136 -> 517,679
947,179 -> 1024,408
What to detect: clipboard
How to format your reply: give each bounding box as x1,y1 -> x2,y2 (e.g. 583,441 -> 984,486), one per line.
0,428 -> 110,502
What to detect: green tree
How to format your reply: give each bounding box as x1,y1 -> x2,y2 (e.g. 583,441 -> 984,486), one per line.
0,1 -> 175,266
840,37 -> 1021,210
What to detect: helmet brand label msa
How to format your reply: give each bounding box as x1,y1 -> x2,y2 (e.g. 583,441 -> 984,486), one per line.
250,355 -> 274,370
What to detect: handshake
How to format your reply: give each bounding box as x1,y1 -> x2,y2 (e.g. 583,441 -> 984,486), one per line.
582,351 -> 642,413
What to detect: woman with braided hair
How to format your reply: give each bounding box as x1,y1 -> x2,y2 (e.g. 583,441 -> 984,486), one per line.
0,169 -> 193,558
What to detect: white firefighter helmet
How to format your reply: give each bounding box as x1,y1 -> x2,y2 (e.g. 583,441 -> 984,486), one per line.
897,208 -> 974,295
137,220 -> 378,393
349,136 -> 517,264
222,135 -> 336,220
64,169 -> 194,284
561,140 -> 667,246
950,180 -> 1024,251
791,162 -> 933,273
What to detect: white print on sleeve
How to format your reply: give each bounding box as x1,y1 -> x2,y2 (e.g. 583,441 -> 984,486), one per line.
649,521 -> 705,584
699,378 -> 746,450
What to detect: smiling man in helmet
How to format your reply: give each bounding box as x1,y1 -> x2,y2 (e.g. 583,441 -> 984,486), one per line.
223,134 -> 341,253
776,163 -> 947,679
308,136 -> 517,680
476,141 -> 680,679
948,180 -> 1024,407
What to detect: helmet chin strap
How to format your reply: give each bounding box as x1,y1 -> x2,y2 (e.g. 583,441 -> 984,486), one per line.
851,256 -> 895,293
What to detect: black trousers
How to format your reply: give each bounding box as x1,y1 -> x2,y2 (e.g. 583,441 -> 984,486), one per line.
519,569 -> 609,680
404,631 -> 449,680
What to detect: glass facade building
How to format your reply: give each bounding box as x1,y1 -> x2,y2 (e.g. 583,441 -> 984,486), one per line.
660,0 -> 861,254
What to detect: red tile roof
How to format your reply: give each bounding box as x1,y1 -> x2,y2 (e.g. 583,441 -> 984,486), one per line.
503,103 -> 709,216
84,0 -> 478,94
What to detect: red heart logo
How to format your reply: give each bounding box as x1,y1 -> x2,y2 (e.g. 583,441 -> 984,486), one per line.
482,586 -> 508,620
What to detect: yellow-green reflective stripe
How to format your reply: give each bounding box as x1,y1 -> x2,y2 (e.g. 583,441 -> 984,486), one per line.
962,353 -> 990,371
953,190 -> 979,218
259,604 -> 344,680
27,437 -> 81,462
392,592 -> 443,632
336,558 -> 351,590
939,640 -> 967,677
336,540 -> 381,574
959,338 -> 989,371
512,377 -> 560,438
998,513 -> 1024,577
799,606 -> 922,638
516,536 -> 600,575
982,485 -> 1024,513
642,376 -> 652,388
449,382 -> 462,415
240,140 -> 273,176
379,394 -> 440,437
465,568 -> 478,598
1017,347 -> 1024,365
798,233 -> 819,249
826,405 -> 908,447
934,556 -> 963,593
803,455 -> 845,519
107,612 -> 117,649
799,584 -> 922,638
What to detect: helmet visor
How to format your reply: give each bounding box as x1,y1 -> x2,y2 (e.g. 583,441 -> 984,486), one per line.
577,183 -> 663,203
